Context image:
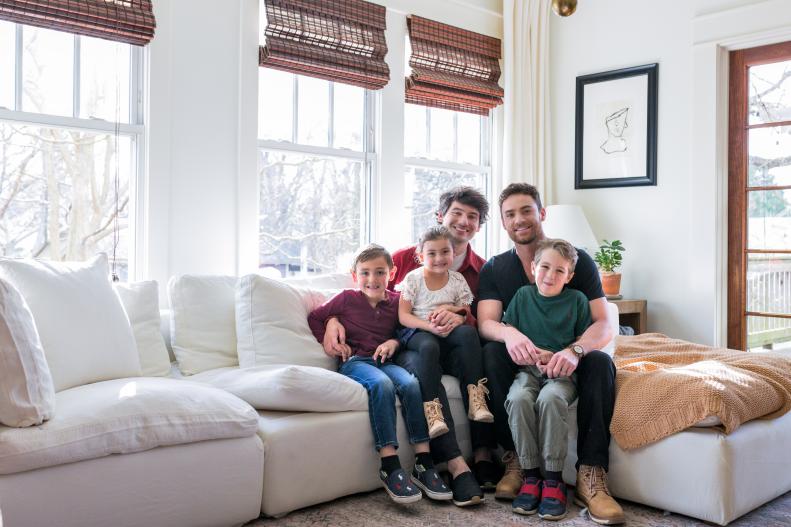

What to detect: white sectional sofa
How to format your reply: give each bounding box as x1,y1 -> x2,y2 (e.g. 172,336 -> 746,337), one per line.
1,261 -> 790,526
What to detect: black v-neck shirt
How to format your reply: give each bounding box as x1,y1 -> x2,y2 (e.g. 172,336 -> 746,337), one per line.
478,247 -> 604,312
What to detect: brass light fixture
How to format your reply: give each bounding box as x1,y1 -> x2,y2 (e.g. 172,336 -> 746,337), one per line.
552,0 -> 578,17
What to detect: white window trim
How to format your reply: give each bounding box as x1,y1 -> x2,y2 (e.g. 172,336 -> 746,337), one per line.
0,25 -> 146,280
248,5 -> 503,269
254,77 -> 377,274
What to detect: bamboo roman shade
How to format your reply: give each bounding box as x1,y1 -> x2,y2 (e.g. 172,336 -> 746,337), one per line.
0,1 -> 156,46
406,16 -> 503,115
259,0 -> 389,90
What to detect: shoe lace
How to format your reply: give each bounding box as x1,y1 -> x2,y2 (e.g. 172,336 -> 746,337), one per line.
501,451 -> 521,474
585,466 -> 611,497
426,398 -> 444,422
470,378 -> 490,408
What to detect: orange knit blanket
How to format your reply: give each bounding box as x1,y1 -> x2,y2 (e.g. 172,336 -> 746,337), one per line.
610,333 -> 791,450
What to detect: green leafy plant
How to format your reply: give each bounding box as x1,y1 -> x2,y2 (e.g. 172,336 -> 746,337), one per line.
593,239 -> 625,273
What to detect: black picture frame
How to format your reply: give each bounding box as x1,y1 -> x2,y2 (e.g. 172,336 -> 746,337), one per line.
574,63 -> 658,189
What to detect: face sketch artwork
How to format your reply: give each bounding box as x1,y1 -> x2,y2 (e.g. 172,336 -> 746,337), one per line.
600,107 -> 629,154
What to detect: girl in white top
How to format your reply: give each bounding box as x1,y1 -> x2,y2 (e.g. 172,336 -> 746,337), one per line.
397,226 -> 493,439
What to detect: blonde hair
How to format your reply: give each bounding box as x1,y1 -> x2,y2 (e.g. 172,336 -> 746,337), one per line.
533,238 -> 578,272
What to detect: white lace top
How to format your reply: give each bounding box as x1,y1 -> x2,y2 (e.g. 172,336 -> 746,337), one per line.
396,268 -> 474,321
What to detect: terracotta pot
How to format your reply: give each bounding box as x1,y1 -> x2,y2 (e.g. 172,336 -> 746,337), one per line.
600,272 -> 622,297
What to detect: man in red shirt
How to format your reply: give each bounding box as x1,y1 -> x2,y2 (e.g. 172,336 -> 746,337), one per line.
323,187 -> 500,502
388,188 -> 487,323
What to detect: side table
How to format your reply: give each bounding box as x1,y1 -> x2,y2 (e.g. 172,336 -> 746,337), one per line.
611,299 -> 647,335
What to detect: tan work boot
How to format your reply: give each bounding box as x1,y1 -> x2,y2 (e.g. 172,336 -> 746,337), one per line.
494,451 -> 522,500
467,378 -> 494,423
423,398 -> 449,438
574,465 -> 625,525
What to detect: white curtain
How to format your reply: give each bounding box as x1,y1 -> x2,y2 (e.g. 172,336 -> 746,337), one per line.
502,0 -> 553,202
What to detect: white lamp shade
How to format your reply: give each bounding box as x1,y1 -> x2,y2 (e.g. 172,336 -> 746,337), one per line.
542,205 -> 599,255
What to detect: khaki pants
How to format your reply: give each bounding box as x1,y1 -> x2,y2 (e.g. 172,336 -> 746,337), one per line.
505,367 -> 577,472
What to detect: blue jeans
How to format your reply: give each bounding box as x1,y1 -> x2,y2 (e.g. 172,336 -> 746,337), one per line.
339,356 -> 430,451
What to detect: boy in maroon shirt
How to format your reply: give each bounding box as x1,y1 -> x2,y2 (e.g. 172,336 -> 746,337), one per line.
308,244 -> 455,505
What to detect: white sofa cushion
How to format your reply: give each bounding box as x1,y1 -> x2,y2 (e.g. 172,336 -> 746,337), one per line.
0,254 -> 140,392
0,279 -> 55,427
189,365 -> 367,412
0,377 -> 259,475
283,272 -> 354,290
168,275 -> 238,375
114,281 -> 171,377
236,274 -> 336,370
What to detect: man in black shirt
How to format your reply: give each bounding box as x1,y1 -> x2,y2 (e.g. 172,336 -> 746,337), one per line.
477,183 -> 624,525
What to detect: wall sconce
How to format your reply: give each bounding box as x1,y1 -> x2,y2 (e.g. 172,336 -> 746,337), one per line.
552,0 -> 578,17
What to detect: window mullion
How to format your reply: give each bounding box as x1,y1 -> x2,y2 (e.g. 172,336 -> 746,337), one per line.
292,75 -> 298,143
14,24 -> 22,111
425,107 -> 431,155
328,82 -> 334,148
73,35 -> 80,118
452,112 -> 458,162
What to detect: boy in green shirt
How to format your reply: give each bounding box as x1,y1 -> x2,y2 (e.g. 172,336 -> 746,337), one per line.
501,239 -> 592,521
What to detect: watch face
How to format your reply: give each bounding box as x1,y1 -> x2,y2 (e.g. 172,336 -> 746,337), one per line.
573,345 -> 584,356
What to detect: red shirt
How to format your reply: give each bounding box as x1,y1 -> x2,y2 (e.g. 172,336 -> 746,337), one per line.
389,244 -> 486,320
308,289 -> 400,358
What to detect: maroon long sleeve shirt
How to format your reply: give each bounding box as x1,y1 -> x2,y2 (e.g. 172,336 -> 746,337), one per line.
307,289 -> 401,358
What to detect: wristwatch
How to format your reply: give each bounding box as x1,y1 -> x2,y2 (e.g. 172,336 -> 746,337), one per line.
570,344 -> 585,358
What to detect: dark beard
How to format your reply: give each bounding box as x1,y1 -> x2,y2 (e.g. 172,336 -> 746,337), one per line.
511,232 -> 537,246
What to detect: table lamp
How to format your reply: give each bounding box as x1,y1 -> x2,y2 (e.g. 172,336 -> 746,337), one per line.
542,204 -> 599,255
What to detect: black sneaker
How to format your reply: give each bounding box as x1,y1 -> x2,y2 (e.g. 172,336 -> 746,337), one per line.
379,468 -> 422,504
450,470 -> 485,507
411,463 -> 453,501
473,460 -> 502,492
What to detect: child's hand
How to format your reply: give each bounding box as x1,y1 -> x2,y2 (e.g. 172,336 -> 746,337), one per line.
323,317 -> 348,356
429,313 -> 463,337
428,305 -> 460,326
534,350 -> 553,375
373,339 -> 399,362
537,349 -> 553,364
337,343 -> 353,362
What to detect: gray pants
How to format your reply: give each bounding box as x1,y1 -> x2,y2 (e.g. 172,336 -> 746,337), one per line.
505,366 -> 577,472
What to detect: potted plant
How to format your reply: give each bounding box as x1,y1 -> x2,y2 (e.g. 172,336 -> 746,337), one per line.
593,239 -> 625,297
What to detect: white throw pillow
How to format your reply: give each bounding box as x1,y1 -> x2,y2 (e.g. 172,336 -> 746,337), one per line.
114,281 -> 171,377
0,279 -> 55,427
0,255 -> 141,392
236,274 -> 337,370
189,365 -> 367,412
0,377 -> 258,475
168,275 -> 238,375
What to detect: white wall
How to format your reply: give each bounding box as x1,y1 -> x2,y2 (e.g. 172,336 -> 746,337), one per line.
549,0 -> 791,345
145,0 -> 502,301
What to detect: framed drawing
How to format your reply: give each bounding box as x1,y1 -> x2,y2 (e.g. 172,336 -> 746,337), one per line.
574,63 -> 658,189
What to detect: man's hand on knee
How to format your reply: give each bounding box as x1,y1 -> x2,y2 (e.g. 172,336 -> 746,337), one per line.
543,349 -> 579,378
503,327 -> 540,366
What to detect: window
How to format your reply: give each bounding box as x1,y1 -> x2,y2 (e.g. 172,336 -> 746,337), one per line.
257,67 -> 373,277
0,21 -> 143,281
728,41 -> 791,351
404,104 -> 491,253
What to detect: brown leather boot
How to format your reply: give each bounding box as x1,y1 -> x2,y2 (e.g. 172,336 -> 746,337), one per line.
494,451 -> 522,500
423,398 -> 449,438
574,465 -> 625,525
467,378 -> 494,423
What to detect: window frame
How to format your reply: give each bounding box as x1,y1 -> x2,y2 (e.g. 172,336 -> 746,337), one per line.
256,72 -> 377,273
404,105 -> 493,256
0,22 -> 146,280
